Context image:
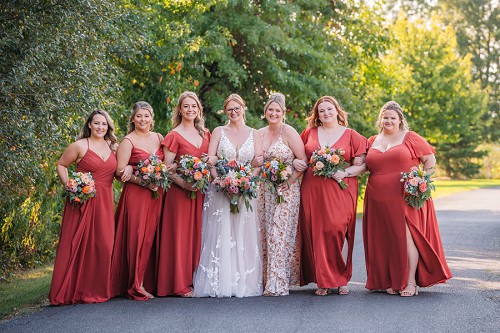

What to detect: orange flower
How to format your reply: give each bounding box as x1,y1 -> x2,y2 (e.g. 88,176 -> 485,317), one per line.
141,166 -> 148,173
193,171 -> 203,181
74,197 -> 81,203
265,162 -> 271,168
202,169 -> 209,175
155,166 -> 161,172
331,155 -> 340,165
262,172 -> 267,178
82,185 -> 92,194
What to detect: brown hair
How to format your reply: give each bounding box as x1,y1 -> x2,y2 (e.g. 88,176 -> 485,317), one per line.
127,101 -> 154,134
78,109 -> 117,147
172,91 -> 206,137
376,101 -> 409,132
306,96 -> 348,128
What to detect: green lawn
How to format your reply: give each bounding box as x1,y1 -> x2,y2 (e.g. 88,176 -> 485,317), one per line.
1,178 -> 499,320
0,265 -> 53,319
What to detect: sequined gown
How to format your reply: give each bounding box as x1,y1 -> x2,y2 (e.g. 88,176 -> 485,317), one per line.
193,129 -> 263,297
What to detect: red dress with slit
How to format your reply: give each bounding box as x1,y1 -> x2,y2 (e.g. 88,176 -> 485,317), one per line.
156,130 -> 210,296
299,127 -> 367,288
363,131 -> 452,291
49,143 -> 116,305
111,137 -> 164,300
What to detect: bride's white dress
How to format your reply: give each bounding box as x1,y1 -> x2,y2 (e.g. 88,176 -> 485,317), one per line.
193,129 -> 263,297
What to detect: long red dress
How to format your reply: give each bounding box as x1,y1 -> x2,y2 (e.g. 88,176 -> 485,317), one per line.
110,137 -> 164,300
299,127 -> 367,288
156,130 -> 210,296
363,131 -> 452,291
49,141 -> 117,305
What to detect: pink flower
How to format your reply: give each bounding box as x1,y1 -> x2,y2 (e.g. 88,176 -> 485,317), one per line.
419,182 -> 427,192
409,178 -> 419,186
316,161 -> 324,170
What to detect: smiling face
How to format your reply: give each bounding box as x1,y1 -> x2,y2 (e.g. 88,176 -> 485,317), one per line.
180,97 -> 199,121
88,114 -> 108,139
225,100 -> 244,124
132,108 -> 153,132
317,101 -> 338,125
265,101 -> 284,125
380,109 -> 402,134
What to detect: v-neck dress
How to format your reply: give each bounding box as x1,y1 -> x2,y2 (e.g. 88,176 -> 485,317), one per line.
49,142 -> 117,305
110,136 -> 164,300
299,127 -> 367,288
363,131 -> 452,291
156,130 -> 210,296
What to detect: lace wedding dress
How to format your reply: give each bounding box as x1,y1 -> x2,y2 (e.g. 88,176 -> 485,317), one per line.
193,129 -> 263,297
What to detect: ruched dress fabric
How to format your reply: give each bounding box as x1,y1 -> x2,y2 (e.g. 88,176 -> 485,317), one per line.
193,129 -> 263,297
299,128 -> 367,289
257,134 -> 300,295
49,146 -> 117,305
363,131 -> 452,291
156,130 -> 210,296
111,140 -> 164,300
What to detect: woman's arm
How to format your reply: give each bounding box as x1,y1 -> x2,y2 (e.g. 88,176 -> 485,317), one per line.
207,127 -> 222,179
252,128 -> 263,177
56,141 -> 85,186
420,153 -> 436,174
284,125 -> 307,180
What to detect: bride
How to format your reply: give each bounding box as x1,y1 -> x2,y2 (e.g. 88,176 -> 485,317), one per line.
193,93 -> 263,297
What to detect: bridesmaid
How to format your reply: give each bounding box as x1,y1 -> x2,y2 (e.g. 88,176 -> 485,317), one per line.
49,109 -> 117,305
294,96 -> 367,296
257,92 -> 307,296
111,101 -> 164,301
156,91 -> 210,297
362,101 -> 452,296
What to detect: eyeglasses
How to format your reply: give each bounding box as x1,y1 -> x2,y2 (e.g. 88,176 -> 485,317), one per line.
226,106 -> 241,113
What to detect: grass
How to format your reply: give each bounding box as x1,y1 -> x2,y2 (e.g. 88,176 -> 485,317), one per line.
0,265 -> 53,320
1,179 -> 499,320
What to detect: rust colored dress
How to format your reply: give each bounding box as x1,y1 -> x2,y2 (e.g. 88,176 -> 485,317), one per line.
156,130 -> 210,296
299,127 -> 367,288
111,136 -> 164,300
363,131 -> 452,291
49,141 -> 117,305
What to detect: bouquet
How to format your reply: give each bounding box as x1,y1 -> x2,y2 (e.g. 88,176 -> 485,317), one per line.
177,154 -> 211,199
261,158 -> 292,204
400,166 -> 435,209
135,153 -> 171,198
65,171 -> 96,204
213,158 -> 259,214
309,146 -> 349,189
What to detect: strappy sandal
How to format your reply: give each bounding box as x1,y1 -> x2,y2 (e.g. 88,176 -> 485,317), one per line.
338,286 -> 350,295
400,283 -> 418,297
315,288 -> 331,296
386,288 -> 398,295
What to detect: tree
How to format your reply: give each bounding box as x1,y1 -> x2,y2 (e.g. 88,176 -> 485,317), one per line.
0,0 -> 123,276
378,14 -> 488,178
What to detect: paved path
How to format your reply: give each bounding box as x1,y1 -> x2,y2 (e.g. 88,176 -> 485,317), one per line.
1,188 -> 499,333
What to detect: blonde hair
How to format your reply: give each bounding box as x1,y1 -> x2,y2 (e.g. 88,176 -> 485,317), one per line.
376,101 -> 409,132
172,91 -> 206,137
306,96 -> 348,128
128,101 -> 154,134
263,92 -> 286,121
223,93 -> 247,123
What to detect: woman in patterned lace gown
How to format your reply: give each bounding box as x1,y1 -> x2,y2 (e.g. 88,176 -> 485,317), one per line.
257,93 -> 307,296
193,93 -> 263,298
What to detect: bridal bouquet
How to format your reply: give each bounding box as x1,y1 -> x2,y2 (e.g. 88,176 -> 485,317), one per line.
135,153 -> 171,198
65,171 -> 96,204
213,158 -> 259,214
400,166 -> 435,209
177,154 -> 211,199
309,146 -> 349,189
261,158 -> 292,204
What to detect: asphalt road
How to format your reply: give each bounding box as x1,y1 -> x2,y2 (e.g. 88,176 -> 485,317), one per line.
1,187 -> 499,333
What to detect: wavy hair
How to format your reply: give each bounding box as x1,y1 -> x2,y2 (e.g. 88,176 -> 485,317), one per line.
306,96 -> 348,128
172,91 -> 206,137
78,109 -> 117,148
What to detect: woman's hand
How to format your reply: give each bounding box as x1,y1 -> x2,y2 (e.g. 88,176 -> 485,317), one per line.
166,163 -> 178,175
252,154 -> 264,168
352,156 -> 365,166
293,159 -> 308,172
331,170 -> 347,183
146,183 -> 159,192
120,165 -> 134,182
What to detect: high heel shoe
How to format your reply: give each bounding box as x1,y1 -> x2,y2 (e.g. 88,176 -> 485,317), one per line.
400,283 -> 418,297
315,288 -> 331,296
386,288 -> 398,295
338,286 -> 350,295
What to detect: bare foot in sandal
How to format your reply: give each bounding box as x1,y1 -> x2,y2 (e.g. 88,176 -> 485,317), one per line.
338,286 -> 349,295
315,288 -> 330,296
